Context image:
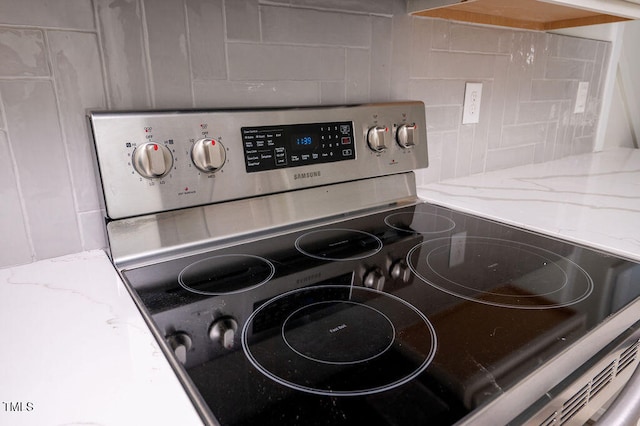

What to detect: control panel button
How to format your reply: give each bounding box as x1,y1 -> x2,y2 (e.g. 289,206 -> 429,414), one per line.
367,126 -> 388,152
209,317 -> 238,350
396,123 -> 417,149
191,138 -> 226,173
132,142 -> 173,179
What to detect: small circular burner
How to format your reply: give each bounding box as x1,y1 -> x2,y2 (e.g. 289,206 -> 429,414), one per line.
178,254 -> 275,295
407,237 -> 593,309
385,212 -> 456,234
295,228 -> 383,261
242,285 -> 437,396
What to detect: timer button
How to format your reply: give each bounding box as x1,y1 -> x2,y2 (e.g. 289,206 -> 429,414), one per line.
132,142 -> 173,179
396,123 -> 417,148
191,138 -> 226,173
367,126 -> 388,152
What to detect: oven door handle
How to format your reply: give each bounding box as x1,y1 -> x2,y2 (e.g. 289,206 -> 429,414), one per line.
596,360 -> 640,425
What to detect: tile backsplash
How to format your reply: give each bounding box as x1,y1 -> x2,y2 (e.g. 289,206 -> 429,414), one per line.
0,0 -> 610,267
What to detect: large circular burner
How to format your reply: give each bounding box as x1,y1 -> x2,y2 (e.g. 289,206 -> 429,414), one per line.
242,285 -> 437,396
178,254 -> 275,295
295,228 -> 383,261
385,212 -> 456,234
407,237 -> 593,309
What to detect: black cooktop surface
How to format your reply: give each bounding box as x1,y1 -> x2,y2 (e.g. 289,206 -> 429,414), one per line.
122,202 -> 640,425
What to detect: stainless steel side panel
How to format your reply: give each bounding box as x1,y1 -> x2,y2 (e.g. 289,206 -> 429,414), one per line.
90,101 -> 428,219
108,172 -> 419,270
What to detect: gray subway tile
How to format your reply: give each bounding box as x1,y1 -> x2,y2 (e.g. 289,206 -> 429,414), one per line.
440,131 -> 458,181
346,48 -> 370,103
78,210 -> 107,251
96,0 -> 151,109
425,51 -> 497,79
225,0 -> 260,41
545,58 -> 586,80
408,79 -> 464,106
501,123 -> 547,147
485,145 -> 535,172
449,23 -> 509,54
531,79 -> 575,101
409,18 -> 433,78
193,80 -> 320,108
0,130 -> 32,267
431,19 -> 450,51
455,125 -> 473,178
48,31 -> 107,213
0,80 -> 82,260
0,29 -> 49,77
425,105 -> 460,132
390,14 -> 412,99
0,0 -> 94,30
571,135 -> 595,155
186,0 -> 227,80
321,81 -> 346,104
290,0 -> 404,15
145,0 -> 192,108
227,43 -> 345,81
261,5 -> 371,47
556,36 -> 598,61
370,16 -> 392,101
517,101 -> 560,123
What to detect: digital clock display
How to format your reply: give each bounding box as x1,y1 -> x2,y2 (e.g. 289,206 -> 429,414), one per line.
292,134 -> 317,150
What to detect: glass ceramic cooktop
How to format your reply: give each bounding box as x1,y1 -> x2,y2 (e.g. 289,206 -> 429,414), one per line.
122,202 -> 640,425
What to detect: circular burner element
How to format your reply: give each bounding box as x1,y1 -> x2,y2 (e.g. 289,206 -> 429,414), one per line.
385,212 -> 456,234
178,254 -> 275,295
242,285 -> 437,396
407,237 -> 593,309
283,301 -> 395,365
295,229 -> 383,261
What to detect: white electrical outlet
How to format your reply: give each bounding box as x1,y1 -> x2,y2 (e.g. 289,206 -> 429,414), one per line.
574,81 -> 589,114
462,82 -> 483,124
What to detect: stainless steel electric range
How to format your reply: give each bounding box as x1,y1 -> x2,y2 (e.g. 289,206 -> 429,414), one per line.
89,102 -> 640,425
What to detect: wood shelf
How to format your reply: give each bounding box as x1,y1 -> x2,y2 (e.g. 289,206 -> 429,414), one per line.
409,0 -> 631,31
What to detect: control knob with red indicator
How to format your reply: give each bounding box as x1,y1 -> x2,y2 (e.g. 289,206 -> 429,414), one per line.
132,142 -> 173,179
191,138 -> 226,173
367,125 -> 388,152
396,123 -> 417,148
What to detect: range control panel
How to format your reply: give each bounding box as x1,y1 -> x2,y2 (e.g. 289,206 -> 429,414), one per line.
89,101 -> 428,219
242,121 -> 355,172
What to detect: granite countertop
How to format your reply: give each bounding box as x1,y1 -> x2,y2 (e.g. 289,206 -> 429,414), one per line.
0,250 -> 203,426
417,148 -> 640,263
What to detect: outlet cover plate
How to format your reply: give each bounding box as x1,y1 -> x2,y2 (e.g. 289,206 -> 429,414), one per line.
462,82 -> 483,124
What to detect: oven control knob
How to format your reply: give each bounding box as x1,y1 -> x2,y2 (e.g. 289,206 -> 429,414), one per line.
166,332 -> 192,365
191,138 -> 226,173
396,123 -> 417,149
363,268 -> 385,291
367,126 -> 388,152
209,317 -> 238,350
132,142 -> 173,179
390,259 -> 411,283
